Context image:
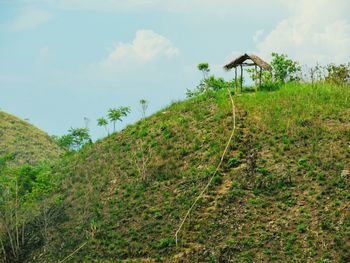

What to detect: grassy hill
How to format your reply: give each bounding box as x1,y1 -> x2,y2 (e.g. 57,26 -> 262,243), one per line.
0,111 -> 62,165
24,83 -> 350,262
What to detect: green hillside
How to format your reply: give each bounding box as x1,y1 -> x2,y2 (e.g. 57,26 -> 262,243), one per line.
6,83 -> 350,262
0,111 -> 62,165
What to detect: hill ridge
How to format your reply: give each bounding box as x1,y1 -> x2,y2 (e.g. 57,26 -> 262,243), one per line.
13,83 -> 350,262
0,111 -> 62,165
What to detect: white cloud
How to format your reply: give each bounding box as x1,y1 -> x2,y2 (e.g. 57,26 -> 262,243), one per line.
98,29 -> 179,69
6,7 -> 53,31
256,0 -> 350,65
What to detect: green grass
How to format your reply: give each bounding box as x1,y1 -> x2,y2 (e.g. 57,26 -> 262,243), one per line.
21,83 -> 350,262
0,111 -> 62,165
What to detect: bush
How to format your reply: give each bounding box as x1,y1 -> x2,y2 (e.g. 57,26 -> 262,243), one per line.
270,53 -> 301,83
325,63 -> 350,85
212,174 -> 223,185
56,127 -> 92,151
260,81 -> 282,91
187,75 -> 234,97
228,157 -> 241,168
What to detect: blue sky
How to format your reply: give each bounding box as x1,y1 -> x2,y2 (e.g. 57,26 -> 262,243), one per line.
1,0 -> 350,139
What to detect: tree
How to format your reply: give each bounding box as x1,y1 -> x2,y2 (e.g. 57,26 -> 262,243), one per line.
107,106 -> 131,133
56,134 -> 73,151
139,99 -> 149,119
270,53 -> 301,83
97,117 -> 109,135
119,106 -> 131,117
0,157 -> 57,262
56,128 -> 91,151
197,62 -> 210,80
107,108 -> 121,133
68,128 -> 91,150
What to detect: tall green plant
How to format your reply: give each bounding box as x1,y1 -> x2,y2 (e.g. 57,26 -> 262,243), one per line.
197,62 -> 210,80
139,99 -> 149,119
97,117 -> 109,135
108,106 -> 130,132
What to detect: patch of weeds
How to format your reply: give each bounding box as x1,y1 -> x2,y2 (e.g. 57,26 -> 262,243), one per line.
297,223 -> 307,233
212,174 -> 223,186
228,157 -> 241,168
298,157 -> 313,172
263,248 -> 272,255
241,251 -> 254,262
154,211 -> 162,219
179,147 -> 189,157
227,183 -> 245,202
193,137 -> 201,151
282,232 -> 297,253
317,172 -> 326,182
138,127 -> 148,138
142,213 -> 149,220
257,167 -> 269,176
159,123 -> 174,139
321,220 -> 333,231
152,238 -> 175,249
281,134 -> 292,150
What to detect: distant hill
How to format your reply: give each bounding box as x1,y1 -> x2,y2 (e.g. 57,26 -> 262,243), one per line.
16,83 -> 350,262
0,111 -> 62,165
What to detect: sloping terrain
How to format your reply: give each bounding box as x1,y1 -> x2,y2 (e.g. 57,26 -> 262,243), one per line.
0,111 -> 62,165
30,83 -> 349,262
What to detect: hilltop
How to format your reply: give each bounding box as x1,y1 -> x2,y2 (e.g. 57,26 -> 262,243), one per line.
0,111 -> 62,165
8,83 -> 350,262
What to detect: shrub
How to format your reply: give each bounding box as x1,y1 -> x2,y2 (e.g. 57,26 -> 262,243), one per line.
325,63 -> 350,85
187,63 -> 234,97
212,174 -> 223,186
270,53 -> 301,83
57,127 -> 91,151
228,157 -> 240,168
260,81 -> 282,91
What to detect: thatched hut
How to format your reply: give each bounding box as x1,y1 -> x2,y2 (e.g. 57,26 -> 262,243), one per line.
224,53 -> 271,91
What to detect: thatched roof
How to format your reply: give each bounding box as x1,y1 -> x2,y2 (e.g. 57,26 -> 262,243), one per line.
224,53 -> 272,71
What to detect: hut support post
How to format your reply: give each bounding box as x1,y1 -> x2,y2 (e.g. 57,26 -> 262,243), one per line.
240,65 -> 243,92
259,66 -> 262,89
255,64 -> 258,92
234,67 -> 237,93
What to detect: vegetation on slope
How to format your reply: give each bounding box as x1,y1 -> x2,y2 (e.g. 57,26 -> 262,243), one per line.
19,82 -> 350,262
0,111 -> 62,165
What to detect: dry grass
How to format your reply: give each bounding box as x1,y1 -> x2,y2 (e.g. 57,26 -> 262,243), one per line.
0,111 -> 62,165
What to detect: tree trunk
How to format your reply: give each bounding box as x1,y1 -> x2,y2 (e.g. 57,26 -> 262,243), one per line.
259,66 -> 262,89
0,235 -> 6,261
